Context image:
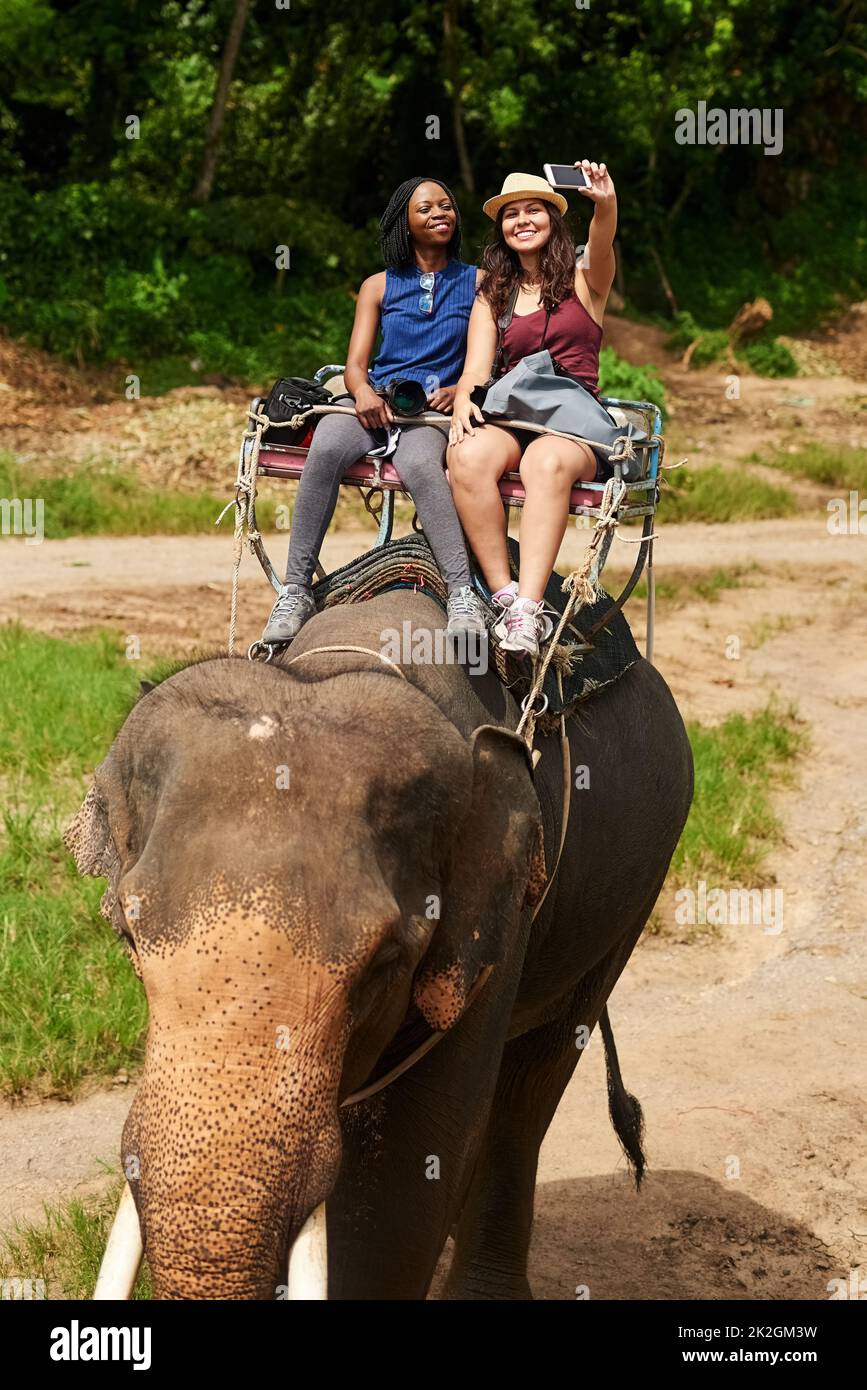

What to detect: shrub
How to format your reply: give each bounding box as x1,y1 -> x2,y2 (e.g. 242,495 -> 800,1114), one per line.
665,311 -> 729,367
739,338 -> 798,378
598,347 -> 666,412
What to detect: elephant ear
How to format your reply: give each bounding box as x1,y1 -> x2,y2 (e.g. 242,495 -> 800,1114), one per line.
64,779 -> 136,968
413,725 -> 546,1033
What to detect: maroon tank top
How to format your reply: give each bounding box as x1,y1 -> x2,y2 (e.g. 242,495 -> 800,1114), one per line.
501,295 -> 603,398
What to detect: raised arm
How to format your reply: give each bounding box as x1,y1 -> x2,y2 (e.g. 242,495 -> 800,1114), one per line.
343,272 -> 393,429
449,293 -> 499,444
575,159 -> 617,303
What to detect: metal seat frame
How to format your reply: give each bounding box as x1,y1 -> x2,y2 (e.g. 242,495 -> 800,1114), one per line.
240,365 -> 663,660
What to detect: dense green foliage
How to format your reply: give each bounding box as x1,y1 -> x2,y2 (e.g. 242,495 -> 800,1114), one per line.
0,1 -> 864,384
597,347 -> 665,407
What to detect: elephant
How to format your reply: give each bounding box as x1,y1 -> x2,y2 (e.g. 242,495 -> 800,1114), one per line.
66,589 -> 693,1300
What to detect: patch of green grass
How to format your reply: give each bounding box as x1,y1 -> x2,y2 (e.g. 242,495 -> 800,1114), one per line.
661,464 -> 798,523
750,443 -> 867,492
0,626 -> 142,793
0,822 -> 147,1095
672,704 -> 804,886
747,615 -> 798,649
631,565 -> 755,608
0,628 -> 153,1096
0,452 -> 278,537
0,1183 -> 151,1299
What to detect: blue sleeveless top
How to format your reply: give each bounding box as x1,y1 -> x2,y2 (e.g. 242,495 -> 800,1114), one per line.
369,259 -> 476,391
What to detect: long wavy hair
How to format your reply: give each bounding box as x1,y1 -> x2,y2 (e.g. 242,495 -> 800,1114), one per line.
480,204 -> 576,322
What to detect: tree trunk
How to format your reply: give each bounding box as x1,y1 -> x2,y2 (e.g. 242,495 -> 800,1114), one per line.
193,0 -> 251,205
650,245 -> 679,317
443,0 -> 475,192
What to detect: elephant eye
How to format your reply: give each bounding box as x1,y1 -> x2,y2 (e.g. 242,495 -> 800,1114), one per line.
371,940 -> 403,973
116,917 -> 139,954
115,894 -> 141,952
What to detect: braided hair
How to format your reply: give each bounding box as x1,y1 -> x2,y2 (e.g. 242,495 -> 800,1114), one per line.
379,176 -> 462,268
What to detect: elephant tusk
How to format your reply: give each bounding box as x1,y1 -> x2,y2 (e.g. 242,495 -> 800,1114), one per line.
286,1202 -> 328,1300
95,1185 -> 328,1301
93,1182 -> 144,1300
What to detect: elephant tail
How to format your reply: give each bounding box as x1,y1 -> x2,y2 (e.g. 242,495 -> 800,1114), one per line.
599,1005 -> 646,1189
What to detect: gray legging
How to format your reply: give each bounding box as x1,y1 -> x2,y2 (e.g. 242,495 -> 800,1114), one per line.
282,407 -> 472,592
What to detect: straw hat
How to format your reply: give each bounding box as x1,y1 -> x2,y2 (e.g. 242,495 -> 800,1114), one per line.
482,172 -> 568,221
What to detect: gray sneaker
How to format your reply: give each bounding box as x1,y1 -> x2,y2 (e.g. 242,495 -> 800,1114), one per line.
261,585 -> 316,645
446,585 -> 488,638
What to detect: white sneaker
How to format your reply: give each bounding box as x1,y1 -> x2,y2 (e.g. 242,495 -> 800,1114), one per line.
493,598 -> 554,658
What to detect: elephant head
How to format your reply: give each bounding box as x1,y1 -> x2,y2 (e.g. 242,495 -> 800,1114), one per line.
66,655 -> 543,1298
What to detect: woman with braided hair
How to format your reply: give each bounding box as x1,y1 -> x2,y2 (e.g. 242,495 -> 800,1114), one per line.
261,176 -> 487,645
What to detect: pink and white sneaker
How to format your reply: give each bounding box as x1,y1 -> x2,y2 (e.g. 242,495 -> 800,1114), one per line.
492,597 -> 554,658
490,580 -> 518,614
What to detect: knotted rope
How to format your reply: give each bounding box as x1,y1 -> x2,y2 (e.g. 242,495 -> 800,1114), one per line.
222,404 -> 313,655
515,472 -> 628,748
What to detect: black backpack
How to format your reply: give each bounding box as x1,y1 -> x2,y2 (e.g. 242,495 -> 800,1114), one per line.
261,376 -> 333,445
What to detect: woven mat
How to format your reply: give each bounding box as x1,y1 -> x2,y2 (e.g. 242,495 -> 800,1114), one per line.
312,533 -> 640,716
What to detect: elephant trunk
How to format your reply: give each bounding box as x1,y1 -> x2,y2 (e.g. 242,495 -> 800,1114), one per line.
125,1011 -> 347,1300
145,1204 -> 291,1302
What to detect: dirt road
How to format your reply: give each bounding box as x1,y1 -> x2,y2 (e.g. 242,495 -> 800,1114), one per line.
2,509 -> 863,666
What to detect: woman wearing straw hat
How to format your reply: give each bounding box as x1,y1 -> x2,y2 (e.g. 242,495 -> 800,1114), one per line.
447,161 -> 617,658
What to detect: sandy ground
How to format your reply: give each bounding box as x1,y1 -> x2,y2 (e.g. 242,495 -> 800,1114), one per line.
1,319 -> 865,1299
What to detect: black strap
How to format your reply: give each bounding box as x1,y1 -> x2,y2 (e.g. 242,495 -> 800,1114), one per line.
492,285 -> 520,378
499,287 -> 551,367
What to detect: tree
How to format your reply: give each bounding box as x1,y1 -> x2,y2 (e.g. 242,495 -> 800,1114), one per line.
193,0 -> 251,205
442,0 -> 475,191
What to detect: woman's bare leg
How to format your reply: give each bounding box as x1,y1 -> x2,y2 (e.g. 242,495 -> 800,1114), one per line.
447,426 -> 521,592
517,437 -> 596,600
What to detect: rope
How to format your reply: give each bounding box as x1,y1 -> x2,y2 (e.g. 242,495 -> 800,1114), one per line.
226,408 -> 268,655
341,965 -> 494,1107
530,671 -> 572,922
228,487 -> 247,656
362,487 -> 385,525
515,474 -> 626,747
285,644 -> 409,681
247,402 -> 647,456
